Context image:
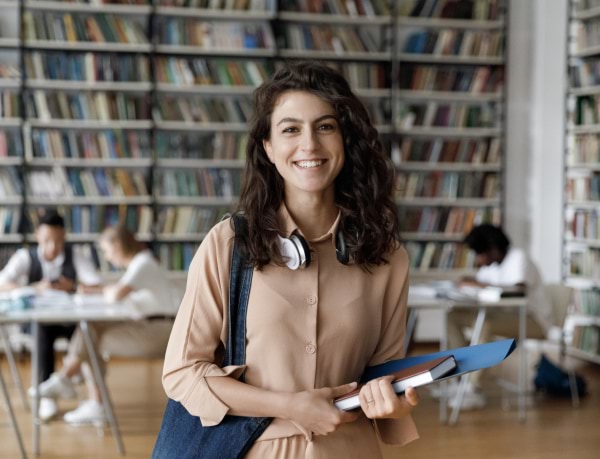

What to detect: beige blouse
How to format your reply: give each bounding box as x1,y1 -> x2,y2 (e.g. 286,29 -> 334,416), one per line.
163,206 -> 418,458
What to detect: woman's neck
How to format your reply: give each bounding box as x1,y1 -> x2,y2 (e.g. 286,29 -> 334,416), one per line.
284,193 -> 338,240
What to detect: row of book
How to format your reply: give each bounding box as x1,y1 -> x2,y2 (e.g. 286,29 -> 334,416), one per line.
571,325 -> 600,356
575,95 -> 600,125
0,168 -> 22,198
399,65 -> 504,93
575,18 -> 600,51
566,208 -> 600,241
400,0 -> 501,20
282,25 -> 380,53
156,168 -> 241,198
399,206 -> 501,235
570,58 -> 600,89
398,102 -> 495,128
158,242 -> 198,272
0,131 -> 23,158
153,96 -> 251,123
158,20 -> 275,49
395,171 -> 499,199
158,206 -> 229,235
282,0 -> 389,16
574,288 -> 600,317
31,129 -> 151,160
0,91 -> 20,118
155,132 -> 247,160
27,205 -> 153,235
0,64 -> 19,80
568,134 -> 600,165
155,58 -> 273,86
393,138 -> 501,164
23,12 -> 148,44
404,30 -> 503,57
158,0 -> 274,10
404,241 -> 475,271
566,175 -> 600,201
26,168 -> 149,198
26,91 -> 150,121
0,207 -> 21,235
568,248 -> 600,278
25,52 -> 151,83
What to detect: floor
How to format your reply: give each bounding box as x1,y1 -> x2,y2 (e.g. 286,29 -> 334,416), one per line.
1,345 -> 599,458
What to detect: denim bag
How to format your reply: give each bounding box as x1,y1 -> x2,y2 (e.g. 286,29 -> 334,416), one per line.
152,216 -> 273,458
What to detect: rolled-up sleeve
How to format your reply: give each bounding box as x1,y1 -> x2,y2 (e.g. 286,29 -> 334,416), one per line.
369,247 -> 419,446
162,220 -> 245,426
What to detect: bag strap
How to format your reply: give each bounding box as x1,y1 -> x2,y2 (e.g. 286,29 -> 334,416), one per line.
225,215 -> 253,372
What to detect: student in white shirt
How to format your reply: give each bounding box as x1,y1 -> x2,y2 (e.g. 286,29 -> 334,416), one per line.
0,210 -> 102,420
35,225 -> 176,424
446,224 -> 552,409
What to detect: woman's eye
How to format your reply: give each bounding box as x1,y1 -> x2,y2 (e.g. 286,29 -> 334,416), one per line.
282,126 -> 299,133
318,123 -> 335,131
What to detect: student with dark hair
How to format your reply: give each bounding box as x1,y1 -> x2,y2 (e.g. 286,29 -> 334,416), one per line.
0,209 -> 102,420
445,224 -> 551,409
34,225 -> 176,424
156,61 -> 419,458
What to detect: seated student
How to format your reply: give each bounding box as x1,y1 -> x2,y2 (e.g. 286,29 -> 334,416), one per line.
0,210 -> 102,420
446,224 -> 552,409
35,225 -> 176,424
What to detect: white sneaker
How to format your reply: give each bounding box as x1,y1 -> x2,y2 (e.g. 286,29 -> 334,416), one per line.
64,400 -> 105,425
38,397 -> 58,422
36,373 -> 77,400
447,384 -> 487,411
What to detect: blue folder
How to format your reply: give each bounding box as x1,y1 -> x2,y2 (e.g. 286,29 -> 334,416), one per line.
361,339 -> 517,384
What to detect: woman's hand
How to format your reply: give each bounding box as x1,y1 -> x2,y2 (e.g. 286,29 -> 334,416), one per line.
358,376 -> 419,419
285,383 -> 359,436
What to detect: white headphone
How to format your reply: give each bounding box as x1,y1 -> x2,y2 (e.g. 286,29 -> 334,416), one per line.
277,230 -> 349,270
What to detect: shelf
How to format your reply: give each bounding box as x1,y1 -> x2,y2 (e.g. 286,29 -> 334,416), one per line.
565,237 -> 600,249
155,6 -> 276,20
155,83 -> 255,95
397,53 -> 504,65
279,49 -> 391,61
23,0 -> 152,15
566,346 -> 600,365
572,44 -> 600,58
569,313 -> 600,327
0,157 -> 23,166
156,159 -> 244,168
155,196 -> 237,206
0,118 -> 22,128
566,200 -> 600,209
0,234 -> 23,243
26,158 -> 153,168
568,124 -> 600,134
395,162 -> 501,172
25,232 -> 153,243
569,85 -> 600,96
566,276 -> 600,288
0,197 -> 23,205
354,88 -> 391,98
24,40 -> 152,53
566,163 -> 600,172
573,5 -> 600,20
155,233 -> 208,242
27,196 -> 153,206
25,80 -> 153,92
401,232 -> 465,241
395,197 -> 500,207
0,79 -> 20,90
396,90 -> 502,103
27,119 -> 153,130
0,37 -> 19,49
396,17 -> 504,30
154,121 -> 247,132
395,127 -> 501,138
278,12 -> 391,25
155,45 -> 275,57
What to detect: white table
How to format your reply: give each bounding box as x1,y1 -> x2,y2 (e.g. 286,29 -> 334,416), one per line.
1,293 -> 143,457
407,293 -> 528,425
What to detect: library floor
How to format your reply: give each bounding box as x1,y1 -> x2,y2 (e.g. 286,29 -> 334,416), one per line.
1,346 -> 599,459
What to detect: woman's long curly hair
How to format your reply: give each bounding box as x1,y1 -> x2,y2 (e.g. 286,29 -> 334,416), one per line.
233,61 -> 401,269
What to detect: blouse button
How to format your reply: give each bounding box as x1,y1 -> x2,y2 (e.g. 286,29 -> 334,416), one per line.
305,343 -> 316,354
306,295 -> 317,305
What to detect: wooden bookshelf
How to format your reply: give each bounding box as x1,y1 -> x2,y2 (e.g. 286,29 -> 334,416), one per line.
565,0 -> 600,363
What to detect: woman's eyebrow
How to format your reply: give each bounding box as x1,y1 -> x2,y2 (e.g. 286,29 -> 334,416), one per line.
276,114 -> 337,126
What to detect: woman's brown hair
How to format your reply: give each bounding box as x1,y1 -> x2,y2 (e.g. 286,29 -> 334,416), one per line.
100,225 -> 143,257
233,61 -> 401,269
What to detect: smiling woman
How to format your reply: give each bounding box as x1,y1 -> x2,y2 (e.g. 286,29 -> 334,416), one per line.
154,61 -> 417,459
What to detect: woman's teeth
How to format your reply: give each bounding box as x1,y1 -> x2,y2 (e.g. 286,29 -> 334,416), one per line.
296,160 -> 324,168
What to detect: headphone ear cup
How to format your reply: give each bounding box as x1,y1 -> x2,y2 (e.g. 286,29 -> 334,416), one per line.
335,230 -> 350,265
277,235 -> 302,270
290,233 -> 311,269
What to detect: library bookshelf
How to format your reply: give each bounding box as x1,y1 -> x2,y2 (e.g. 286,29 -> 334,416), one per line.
565,0 -> 600,362
0,0 -> 506,284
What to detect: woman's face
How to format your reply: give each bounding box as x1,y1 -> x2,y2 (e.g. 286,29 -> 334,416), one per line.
263,91 -> 344,201
99,239 -> 125,268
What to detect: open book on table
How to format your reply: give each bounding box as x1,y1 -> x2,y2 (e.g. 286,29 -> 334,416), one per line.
334,339 -> 517,412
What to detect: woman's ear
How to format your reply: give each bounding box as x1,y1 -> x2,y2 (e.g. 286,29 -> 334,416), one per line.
263,139 -> 274,163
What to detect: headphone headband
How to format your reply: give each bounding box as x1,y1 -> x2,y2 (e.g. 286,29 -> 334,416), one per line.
277,229 -> 349,270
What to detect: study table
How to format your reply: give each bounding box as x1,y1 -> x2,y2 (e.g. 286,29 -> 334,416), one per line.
407,289 -> 528,425
1,291 -> 143,457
